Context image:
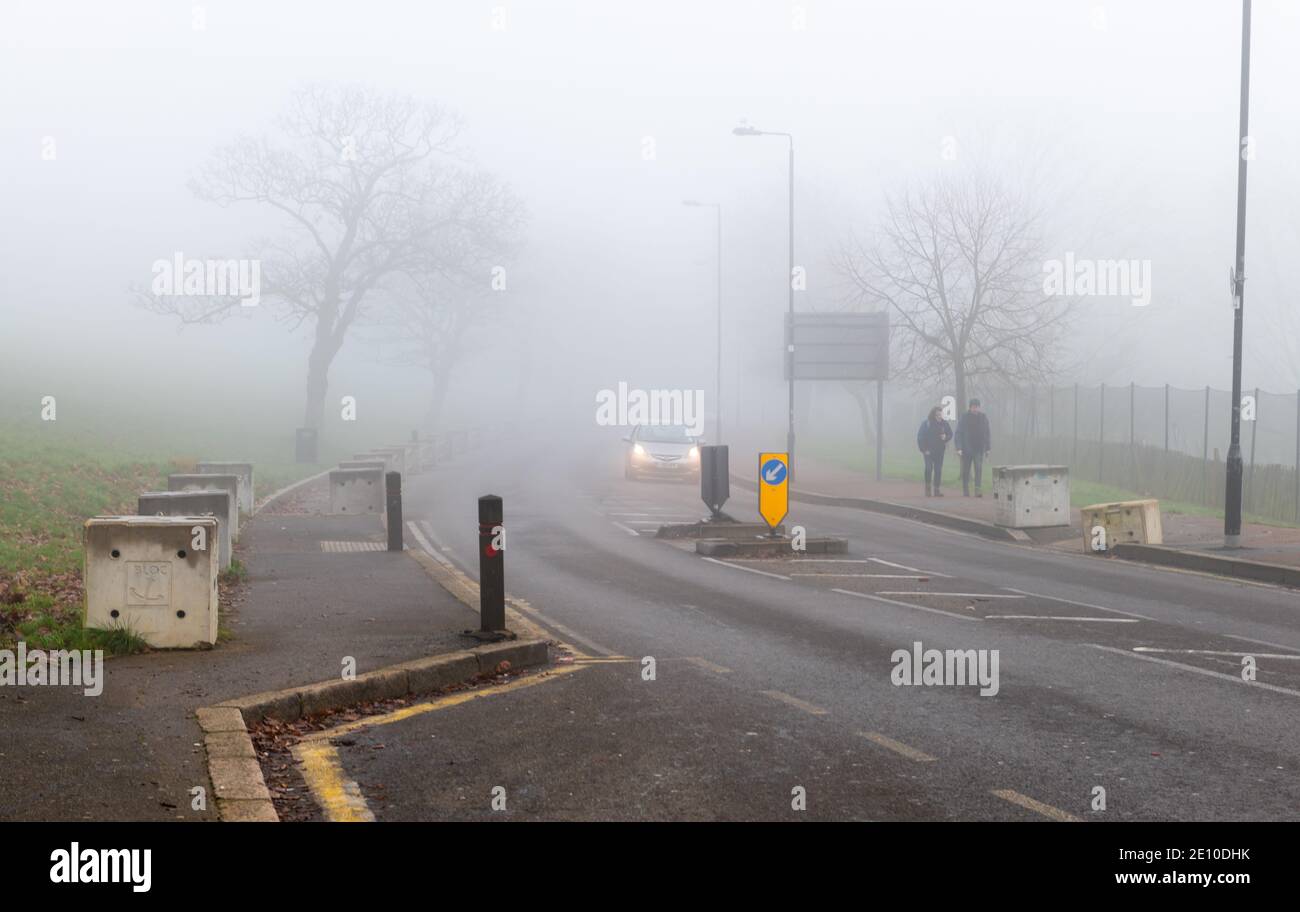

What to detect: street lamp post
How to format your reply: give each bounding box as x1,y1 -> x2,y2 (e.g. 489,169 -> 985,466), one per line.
684,200 -> 723,444
1225,0 -> 1252,548
733,124 -> 796,480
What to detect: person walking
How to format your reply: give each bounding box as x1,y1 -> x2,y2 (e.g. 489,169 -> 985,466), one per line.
916,405 -> 953,496
955,398 -> 992,497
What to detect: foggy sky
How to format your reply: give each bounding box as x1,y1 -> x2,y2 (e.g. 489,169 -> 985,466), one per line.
3,0 -> 1298,437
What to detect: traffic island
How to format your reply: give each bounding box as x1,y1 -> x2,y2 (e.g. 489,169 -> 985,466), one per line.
656,519 -> 784,540
695,536 -> 848,558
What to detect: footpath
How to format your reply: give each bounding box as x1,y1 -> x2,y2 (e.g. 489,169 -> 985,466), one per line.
0,471 -> 534,821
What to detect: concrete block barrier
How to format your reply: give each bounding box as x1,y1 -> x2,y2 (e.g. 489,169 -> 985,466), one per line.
84,515 -> 219,648
138,490 -> 234,570
168,473 -> 242,542
197,461 -> 254,515
368,446 -> 407,476
328,467 -> 385,515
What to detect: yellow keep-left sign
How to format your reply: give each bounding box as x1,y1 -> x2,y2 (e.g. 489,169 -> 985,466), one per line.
758,452 -> 789,531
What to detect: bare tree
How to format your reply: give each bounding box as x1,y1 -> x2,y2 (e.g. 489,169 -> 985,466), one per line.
137,84 -> 503,431
834,170 -> 1073,411
369,170 -> 523,430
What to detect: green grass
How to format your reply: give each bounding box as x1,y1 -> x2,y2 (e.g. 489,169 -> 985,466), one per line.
219,559 -> 249,585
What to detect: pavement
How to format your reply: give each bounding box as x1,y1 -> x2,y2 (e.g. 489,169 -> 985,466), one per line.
0,474 -> 482,821
301,439 -> 1300,821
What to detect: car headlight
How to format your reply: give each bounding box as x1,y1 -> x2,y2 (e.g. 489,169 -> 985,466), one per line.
689,446 -> 699,461
633,443 -> 646,457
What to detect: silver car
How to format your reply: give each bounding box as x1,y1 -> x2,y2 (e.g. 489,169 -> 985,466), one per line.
623,424 -> 702,481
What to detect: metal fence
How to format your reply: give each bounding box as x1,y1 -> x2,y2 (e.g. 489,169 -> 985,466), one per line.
966,383 -> 1300,523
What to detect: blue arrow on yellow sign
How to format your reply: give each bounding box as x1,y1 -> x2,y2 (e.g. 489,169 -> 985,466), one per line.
758,452 -> 789,531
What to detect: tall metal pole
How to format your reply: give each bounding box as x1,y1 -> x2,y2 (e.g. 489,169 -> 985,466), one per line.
787,140 -> 796,481
1225,0 -> 1252,547
716,205 -> 723,444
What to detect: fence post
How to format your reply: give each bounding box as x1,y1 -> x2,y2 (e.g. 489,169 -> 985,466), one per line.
1099,383 -> 1106,484
1247,386 -> 1259,516
1129,382 -> 1136,490
1203,385 -> 1211,503
1072,384 -> 1079,474
875,379 -> 884,482
477,495 -> 506,635
1164,384 -> 1170,453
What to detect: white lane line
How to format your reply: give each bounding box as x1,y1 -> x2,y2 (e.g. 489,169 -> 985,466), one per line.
832,588 -> 979,622
608,512 -> 696,517
1226,634 -> 1300,654
1088,643 -> 1300,698
1133,647 -> 1300,659
760,690 -> 829,716
420,520 -> 460,559
701,557 -> 791,581
869,557 -> 951,578
407,521 -> 452,566
859,732 -> 936,762
991,789 -> 1080,822
683,656 -> 733,674
987,615 -> 1139,622
791,573 -> 930,579
1002,587 -> 1157,622
611,521 -> 640,536
877,591 -> 1025,599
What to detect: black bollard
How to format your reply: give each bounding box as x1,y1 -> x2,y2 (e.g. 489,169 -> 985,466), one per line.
386,472 -> 403,551
477,494 -> 505,632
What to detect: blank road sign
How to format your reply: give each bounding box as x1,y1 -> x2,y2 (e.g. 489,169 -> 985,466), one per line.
785,312 -> 889,381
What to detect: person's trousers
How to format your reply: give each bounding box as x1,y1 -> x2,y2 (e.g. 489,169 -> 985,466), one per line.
924,450 -> 945,491
961,450 -> 984,494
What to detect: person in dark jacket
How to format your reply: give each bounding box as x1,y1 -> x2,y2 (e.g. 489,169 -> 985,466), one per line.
916,405 -> 953,496
955,398 -> 992,497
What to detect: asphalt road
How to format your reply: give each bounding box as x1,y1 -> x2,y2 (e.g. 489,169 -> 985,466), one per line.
319,443 -> 1300,821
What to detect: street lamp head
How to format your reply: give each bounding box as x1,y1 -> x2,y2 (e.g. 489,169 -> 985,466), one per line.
732,125 -> 761,136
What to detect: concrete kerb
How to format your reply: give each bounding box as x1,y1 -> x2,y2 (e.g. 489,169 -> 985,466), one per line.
729,474 -> 1022,543
196,639 -> 549,821
1111,543 -> 1300,589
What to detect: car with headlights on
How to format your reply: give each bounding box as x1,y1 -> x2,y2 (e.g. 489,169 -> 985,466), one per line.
623,424 -> 702,481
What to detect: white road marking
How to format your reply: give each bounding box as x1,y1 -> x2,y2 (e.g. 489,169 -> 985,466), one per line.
832,588 -> 979,622
877,591 -> 1025,599
683,656 -> 733,674
611,521 -> 640,536
1002,587 -> 1156,621
1088,643 -> 1300,698
860,732 -> 936,762
987,615 -> 1138,622
701,557 -> 791,581
869,557 -> 951,577
990,789 -> 1079,822
791,573 -> 929,579
1133,647 -> 1300,659
1225,634 -> 1300,654
760,690 -> 829,716
407,521 -> 452,566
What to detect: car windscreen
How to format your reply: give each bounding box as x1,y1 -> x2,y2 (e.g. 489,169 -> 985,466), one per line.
636,425 -> 696,443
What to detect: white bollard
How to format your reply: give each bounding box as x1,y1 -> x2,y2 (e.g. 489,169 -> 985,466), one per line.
168,473 -> 241,542
329,467 -> 385,515
84,516 -> 219,648
138,490 -> 233,570
197,461 -> 254,515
